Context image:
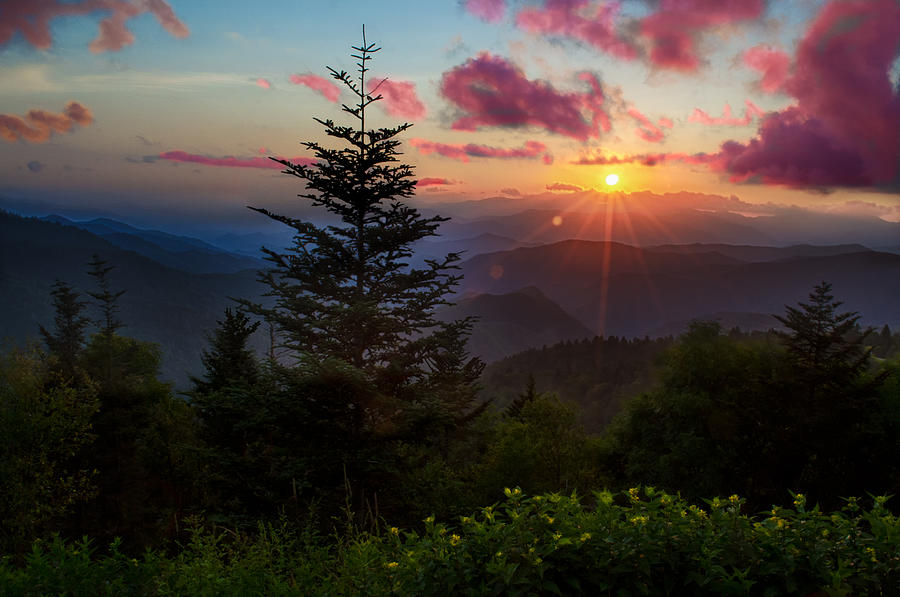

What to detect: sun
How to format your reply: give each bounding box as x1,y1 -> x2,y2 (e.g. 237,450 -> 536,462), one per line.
605,173 -> 620,186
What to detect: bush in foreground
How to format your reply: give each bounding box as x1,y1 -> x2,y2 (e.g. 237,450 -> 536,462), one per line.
1,489 -> 897,596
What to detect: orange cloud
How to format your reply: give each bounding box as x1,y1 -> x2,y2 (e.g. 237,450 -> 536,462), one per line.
0,102 -> 94,143
689,101 -> 764,126
0,0 -> 188,53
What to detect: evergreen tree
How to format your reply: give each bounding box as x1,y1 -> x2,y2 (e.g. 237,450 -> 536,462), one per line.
193,308 -> 260,392
39,280 -> 90,378
506,373 -> 539,419
86,254 -> 125,341
248,30 -> 482,432
774,281 -> 872,384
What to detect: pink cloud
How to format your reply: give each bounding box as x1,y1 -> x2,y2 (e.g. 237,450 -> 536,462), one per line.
708,0 -> 900,189
289,74 -> 340,102
510,0 -> 764,72
256,78 -> 271,89
547,182 -> 584,192
159,151 -> 317,169
0,0 -> 189,52
416,177 -> 455,187
464,0 -> 505,23
367,78 -> 426,120
0,101 -> 93,143
439,53 -> 609,141
410,138 -> 549,162
572,149 -> 716,167
516,0 -> 638,60
638,0 -> 765,71
542,153 -> 554,165
689,101 -> 764,127
627,107 -> 672,143
742,45 -> 791,93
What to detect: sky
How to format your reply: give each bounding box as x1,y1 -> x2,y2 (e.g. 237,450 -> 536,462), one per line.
1,0 -> 899,233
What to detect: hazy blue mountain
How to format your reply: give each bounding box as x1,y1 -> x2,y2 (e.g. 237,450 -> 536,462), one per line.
437,286 -> 594,362
40,214 -> 266,274
1,211 -> 266,387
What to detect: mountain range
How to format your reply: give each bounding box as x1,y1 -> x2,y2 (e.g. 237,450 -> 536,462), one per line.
2,205 -> 897,388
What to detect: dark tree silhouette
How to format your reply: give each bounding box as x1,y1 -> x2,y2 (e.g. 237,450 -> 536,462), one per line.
39,280 -> 90,377
193,308 -> 260,393
86,254 -> 125,342
774,281 -> 872,385
247,29 -> 482,434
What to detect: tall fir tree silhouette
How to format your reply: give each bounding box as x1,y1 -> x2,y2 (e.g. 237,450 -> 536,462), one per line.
247,29 -> 482,436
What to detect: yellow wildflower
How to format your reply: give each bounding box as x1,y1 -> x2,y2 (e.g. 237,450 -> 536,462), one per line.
385,562 -> 399,569
389,527 -> 399,536
580,532 -> 591,542
450,534 -> 461,546
728,494 -> 740,505
628,487 -> 640,502
425,515 -> 435,524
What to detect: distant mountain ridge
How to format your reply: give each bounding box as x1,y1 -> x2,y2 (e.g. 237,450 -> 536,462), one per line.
459,240 -> 900,338
437,286 -> 594,363
41,215 -> 266,274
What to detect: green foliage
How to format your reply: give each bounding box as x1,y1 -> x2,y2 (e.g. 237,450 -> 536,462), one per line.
2,491 -> 897,596
77,333 -> 197,547
601,307 -> 899,509
482,335 -> 672,431
0,349 -> 98,553
477,394 -> 599,499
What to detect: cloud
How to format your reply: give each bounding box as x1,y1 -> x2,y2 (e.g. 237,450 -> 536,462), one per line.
416,177 -> 454,187
638,0 -> 766,71
509,0 -> 765,72
711,108 -> 874,188
500,187 -> 521,196
742,45 -> 791,93
439,53 -> 609,140
546,182 -> 584,192
125,155 -> 158,163
0,0 -> 189,52
516,0 -> 638,60
627,107 -> 672,143
464,0 -> 505,23
27,161 -> 44,172
367,78 -> 426,120
707,0 -> 900,189
0,101 -> 93,143
256,78 -> 271,89
689,101 -> 764,127
409,138 -> 550,162
289,74 -> 340,102
572,149 -> 716,166
158,151 -> 317,169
